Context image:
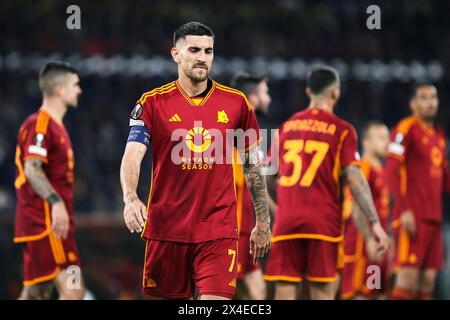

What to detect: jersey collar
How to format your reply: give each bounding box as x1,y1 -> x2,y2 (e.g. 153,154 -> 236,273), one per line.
175,79 -> 216,107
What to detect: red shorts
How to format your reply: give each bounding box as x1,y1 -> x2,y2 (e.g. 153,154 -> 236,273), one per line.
237,233 -> 260,280
22,231 -> 80,286
142,238 -> 238,299
264,239 -> 340,283
393,220 -> 443,270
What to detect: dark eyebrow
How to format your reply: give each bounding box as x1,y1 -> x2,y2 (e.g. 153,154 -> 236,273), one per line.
188,46 -> 213,51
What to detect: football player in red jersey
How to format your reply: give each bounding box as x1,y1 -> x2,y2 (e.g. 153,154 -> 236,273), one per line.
230,74 -> 273,300
386,84 -> 450,300
340,121 -> 391,300
14,62 -> 85,299
120,22 -> 271,300
264,66 -> 389,300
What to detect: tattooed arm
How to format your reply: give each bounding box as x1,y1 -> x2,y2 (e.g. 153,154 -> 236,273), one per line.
351,201 -> 372,240
24,158 -> 68,239
24,158 -> 57,200
240,147 -> 272,264
343,165 -> 389,255
120,142 -> 148,233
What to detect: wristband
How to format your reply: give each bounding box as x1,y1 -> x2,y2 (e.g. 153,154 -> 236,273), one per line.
47,193 -> 61,205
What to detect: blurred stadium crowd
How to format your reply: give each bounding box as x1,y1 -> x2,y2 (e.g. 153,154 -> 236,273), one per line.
0,0 -> 449,299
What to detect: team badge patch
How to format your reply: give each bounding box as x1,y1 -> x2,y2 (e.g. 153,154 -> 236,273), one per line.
130,104 -> 143,120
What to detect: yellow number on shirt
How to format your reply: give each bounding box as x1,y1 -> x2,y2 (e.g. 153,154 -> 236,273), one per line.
279,139 -> 329,187
279,140 -> 304,187
228,249 -> 236,272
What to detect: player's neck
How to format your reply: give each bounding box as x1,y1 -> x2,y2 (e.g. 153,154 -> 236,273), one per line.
363,152 -> 382,169
41,98 -> 67,125
417,116 -> 434,128
308,100 -> 334,113
177,73 -> 208,97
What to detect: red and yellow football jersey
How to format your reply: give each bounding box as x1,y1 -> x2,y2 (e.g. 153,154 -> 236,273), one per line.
133,80 -> 261,243
14,109 -> 75,242
385,116 -> 449,223
272,108 -> 360,243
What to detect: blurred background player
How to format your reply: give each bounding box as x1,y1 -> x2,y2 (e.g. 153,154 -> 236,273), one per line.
119,22 -> 271,300
13,61 -> 85,299
340,121 -> 391,300
264,66 -> 389,300
230,73 -> 272,300
386,84 -> 450,300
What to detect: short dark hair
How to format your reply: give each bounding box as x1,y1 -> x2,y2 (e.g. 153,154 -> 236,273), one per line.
410,82 -> 435,99
39,61 -> 78,95
230,73 -> 267,96
307,66 -> 339,95
173,21 -> 215,46
361,120 -> 386,140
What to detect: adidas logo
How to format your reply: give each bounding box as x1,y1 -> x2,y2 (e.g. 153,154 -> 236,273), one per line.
169,114 -> 182,122
146,278 -> 157,288
228,279 -> 236,288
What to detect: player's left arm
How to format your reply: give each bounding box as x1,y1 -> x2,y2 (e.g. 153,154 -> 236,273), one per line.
24,157 -> 69,239
343,165 -> 389,255
240,146 -> 272,264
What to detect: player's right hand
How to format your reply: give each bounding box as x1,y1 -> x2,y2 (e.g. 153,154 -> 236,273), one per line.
250,222 -> 272,264
123,197 -> 147,233
51,202 -> 69,239
400,210 -> 416,236
371,222 -> 389,259
366,236 -> 382,262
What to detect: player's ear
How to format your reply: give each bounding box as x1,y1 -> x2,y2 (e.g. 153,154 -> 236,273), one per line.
331,86 -> 340,101
305,87 -> 312,98
53,83 -> 64,97
247,93 -> 258,109
171,47 -> 180,64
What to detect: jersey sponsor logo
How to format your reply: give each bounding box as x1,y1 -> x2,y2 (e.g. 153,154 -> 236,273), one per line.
387,142 -> 405,155
431,146 -> 443,166
28,145 -> 48,157
169,113 -> 182,122
129,119 -> 145,126
130,103 -> 143,120
185,126 -> 212,153
170,120 -> 267,171
217,110 -> 229,124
